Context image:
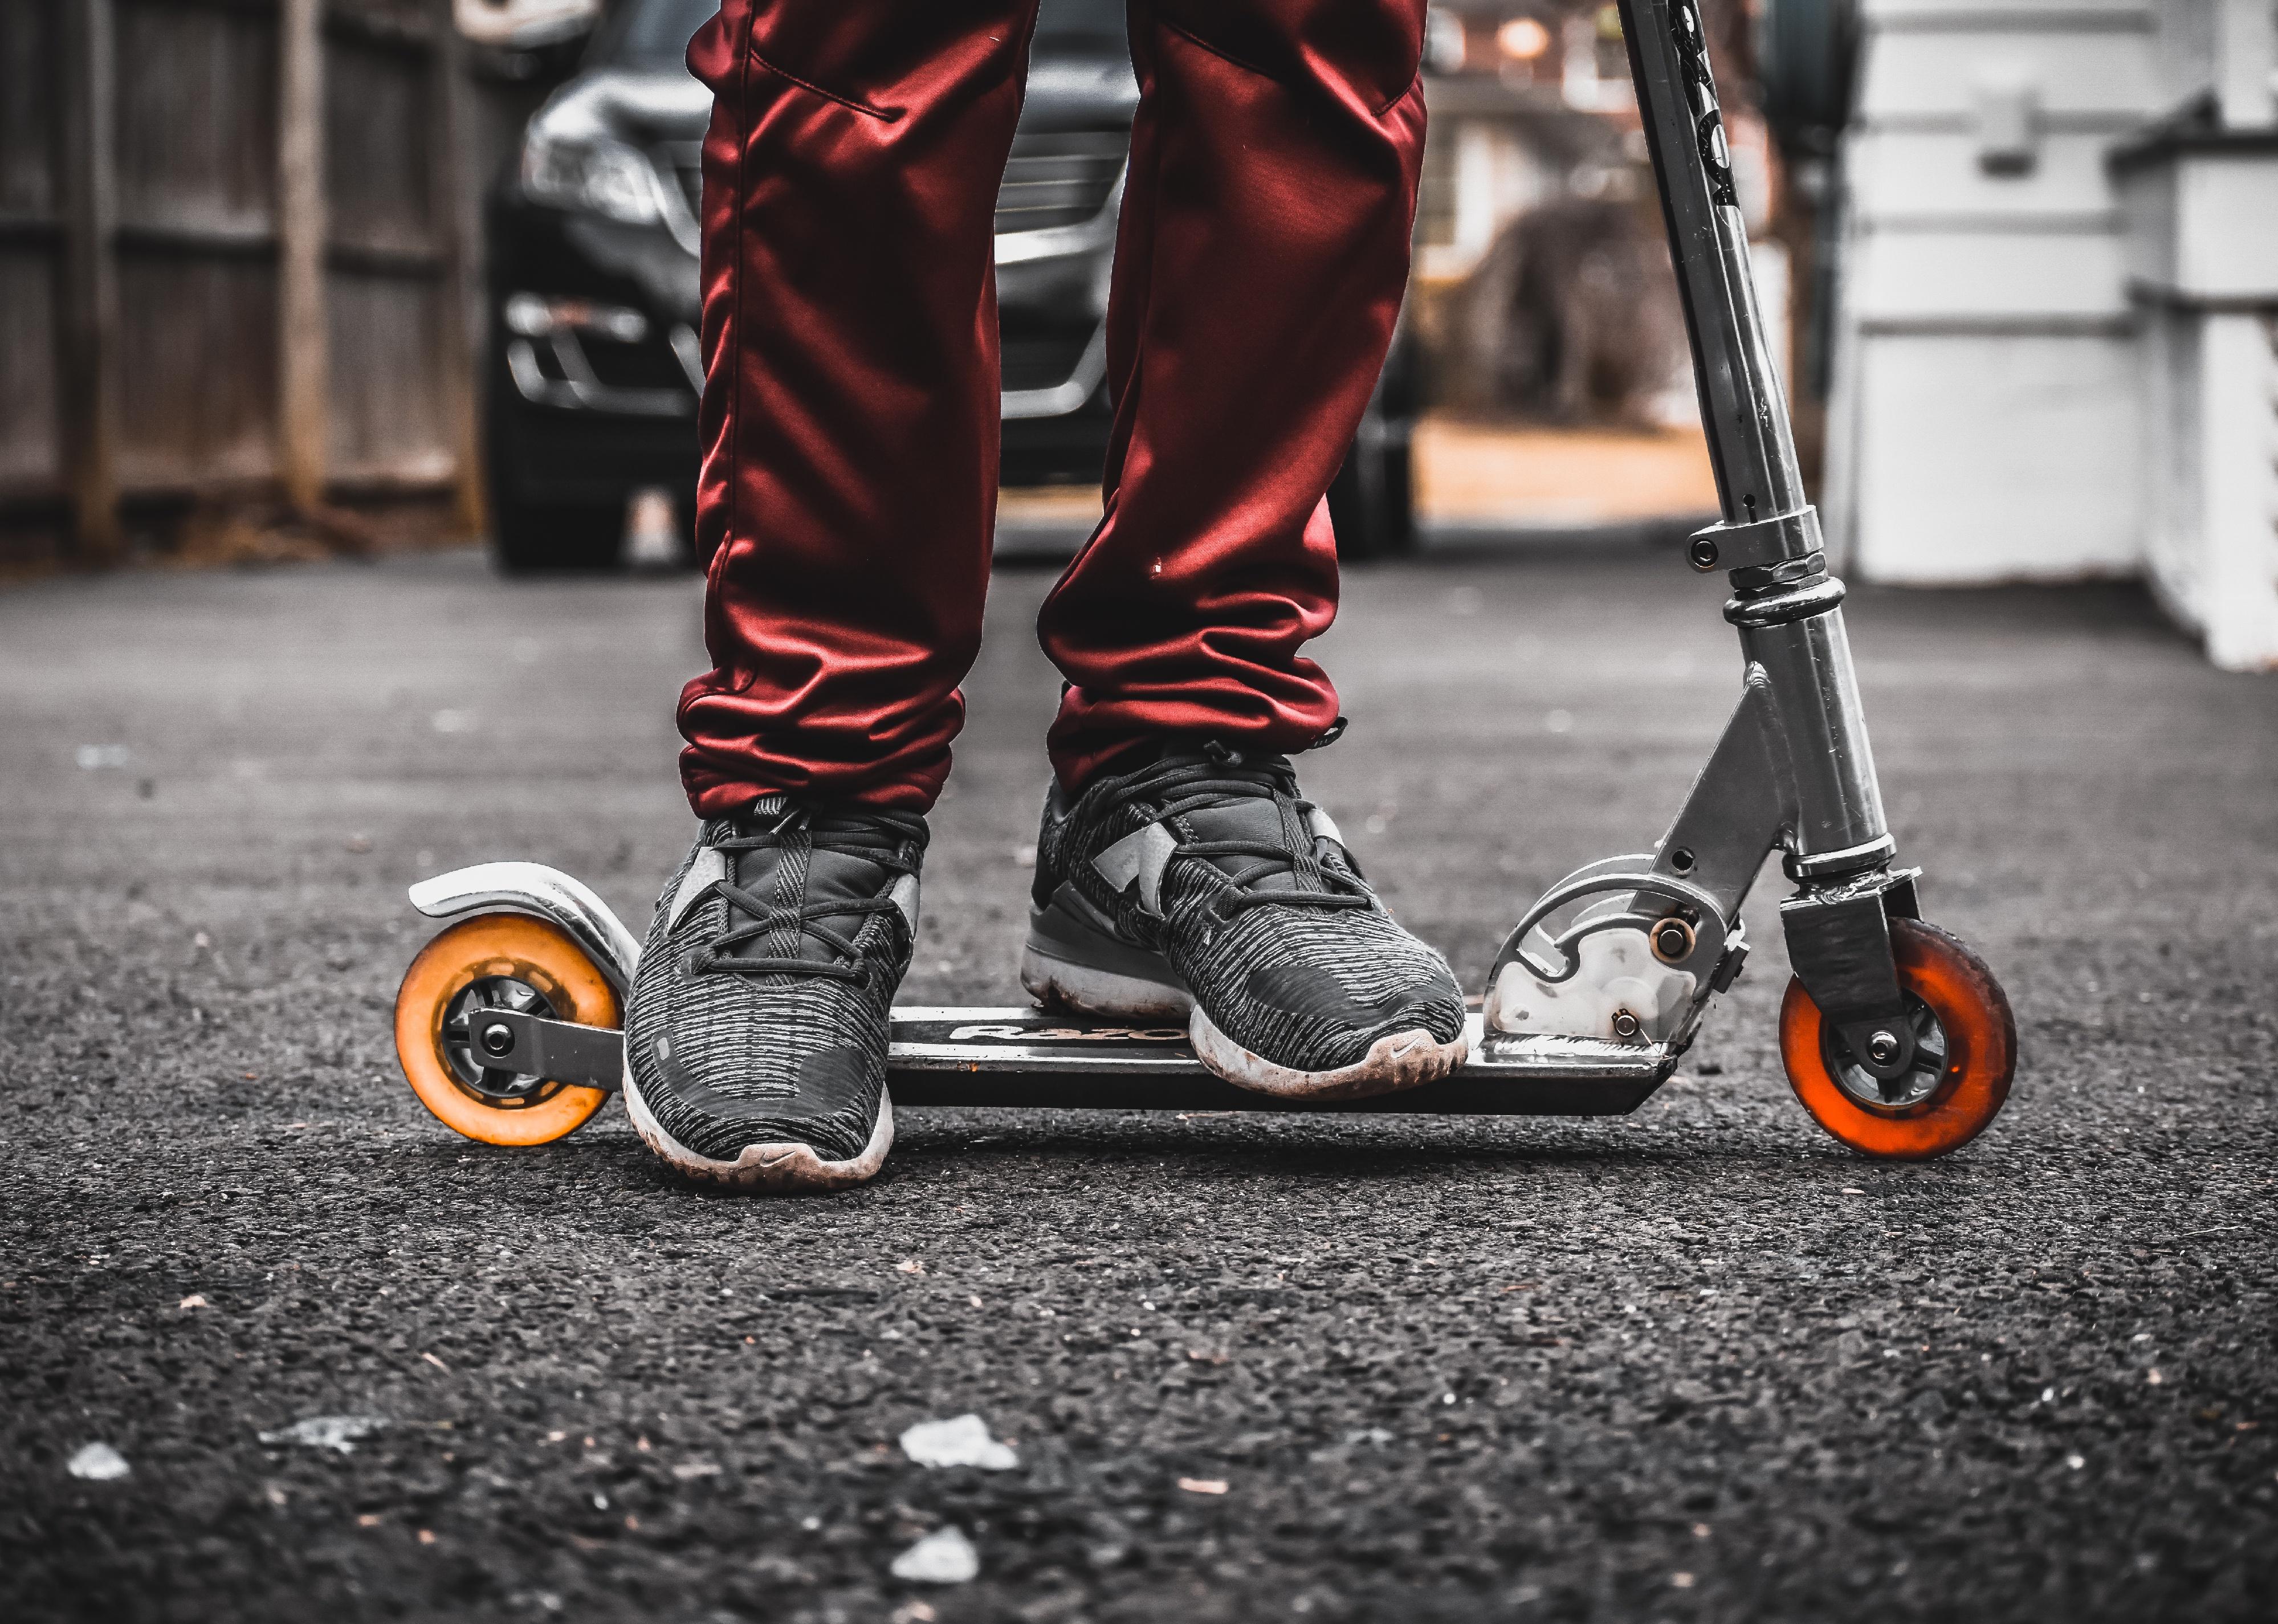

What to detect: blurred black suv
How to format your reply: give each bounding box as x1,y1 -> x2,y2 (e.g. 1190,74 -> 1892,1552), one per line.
484,0 -> 1415,570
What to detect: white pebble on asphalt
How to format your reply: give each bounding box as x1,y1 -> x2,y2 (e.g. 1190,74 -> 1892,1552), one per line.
899,1414 -> 1017,1471
890,1525 -> 979,1584
257,1415 -> 389,1454
67,1443 -> 130,1480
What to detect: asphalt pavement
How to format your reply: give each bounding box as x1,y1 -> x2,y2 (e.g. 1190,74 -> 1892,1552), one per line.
1,542 -> 2273,1622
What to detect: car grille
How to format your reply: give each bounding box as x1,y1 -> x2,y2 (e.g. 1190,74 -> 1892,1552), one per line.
658,129 -> 1126,244
995,129 -> 1126,235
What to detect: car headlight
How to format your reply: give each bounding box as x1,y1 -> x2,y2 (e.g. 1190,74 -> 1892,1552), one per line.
503,293 -> 650,344
521,128 -> 664,226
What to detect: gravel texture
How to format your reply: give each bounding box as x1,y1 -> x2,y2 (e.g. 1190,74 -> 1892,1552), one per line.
1,546 -> 2272,1622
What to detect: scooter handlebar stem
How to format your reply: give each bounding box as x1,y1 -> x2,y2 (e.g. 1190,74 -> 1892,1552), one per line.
1619,0 -> 1809,531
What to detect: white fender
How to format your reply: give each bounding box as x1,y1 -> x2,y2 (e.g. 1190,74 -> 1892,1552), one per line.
407,862 -> 642,994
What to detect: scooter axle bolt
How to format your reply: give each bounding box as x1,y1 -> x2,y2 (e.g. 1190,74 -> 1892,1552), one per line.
479,1021 -> 515,1058
1651,919 -> 1696,962
1688,538 -> 1720,570
1865,1030 -> 1902,1065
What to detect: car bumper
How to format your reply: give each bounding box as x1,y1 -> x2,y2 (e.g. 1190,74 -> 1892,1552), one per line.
487,168 -> 1122,497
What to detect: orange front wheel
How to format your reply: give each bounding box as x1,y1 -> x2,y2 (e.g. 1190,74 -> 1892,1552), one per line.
1779,919 -> 2016,1160
393,913 -> 618,1146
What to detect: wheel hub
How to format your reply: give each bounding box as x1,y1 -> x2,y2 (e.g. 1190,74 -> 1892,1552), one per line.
440,974 -> 567,1107
1821,994 -> 1949,1113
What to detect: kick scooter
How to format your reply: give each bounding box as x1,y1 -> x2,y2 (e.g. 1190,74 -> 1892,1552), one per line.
390,0 -> 2016,1161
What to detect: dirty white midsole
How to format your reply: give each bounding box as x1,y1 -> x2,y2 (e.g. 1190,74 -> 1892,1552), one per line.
1021,909 -> 1464,1100
621,1062 -> 893,1192
1190,1009 -> 1467,1101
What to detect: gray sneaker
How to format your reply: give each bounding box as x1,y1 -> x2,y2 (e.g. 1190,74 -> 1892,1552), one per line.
621,796 -> 926,1192
1021,744 -> 1467,1100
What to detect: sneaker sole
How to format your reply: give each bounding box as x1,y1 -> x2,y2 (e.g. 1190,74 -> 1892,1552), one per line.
1022,900 -> 1469,1103
1020,896 -> 1192,1019
1190,1007 -> 1469,1101
621,1062 -> 893,1193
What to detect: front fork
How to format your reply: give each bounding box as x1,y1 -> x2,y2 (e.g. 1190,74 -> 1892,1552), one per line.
1484,0 -> 1919,1082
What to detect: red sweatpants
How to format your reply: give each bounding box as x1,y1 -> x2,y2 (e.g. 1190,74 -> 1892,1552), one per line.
679,0 -> 1427,816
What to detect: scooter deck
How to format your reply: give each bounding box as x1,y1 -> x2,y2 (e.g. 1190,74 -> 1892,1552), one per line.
885,1009 -> 1675,1116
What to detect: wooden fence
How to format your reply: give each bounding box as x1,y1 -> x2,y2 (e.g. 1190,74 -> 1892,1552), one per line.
0,0 -> 508,560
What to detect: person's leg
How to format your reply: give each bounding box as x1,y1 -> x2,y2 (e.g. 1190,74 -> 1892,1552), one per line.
628,0 -> 1038,1194
1037,0 -> 1428,788
1022,0 -> 1468,1103
678,0 -> 1038,815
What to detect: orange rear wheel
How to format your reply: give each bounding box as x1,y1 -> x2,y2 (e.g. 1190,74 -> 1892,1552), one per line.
393,913 -> 618,1146
1779,918 -> 2015,1160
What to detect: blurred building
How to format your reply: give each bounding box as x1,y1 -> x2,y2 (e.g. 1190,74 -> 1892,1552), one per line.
1825,0 -> 2278,670
1417,1 -> 1778,280
1415,1 -> 1789,427
1418,2 -> 1640,283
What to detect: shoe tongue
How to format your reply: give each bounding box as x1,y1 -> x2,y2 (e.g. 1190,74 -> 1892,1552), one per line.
723,797 -> 899,966
1160,765 -> 1310,897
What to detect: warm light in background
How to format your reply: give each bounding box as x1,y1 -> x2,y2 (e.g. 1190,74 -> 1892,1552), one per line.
1496,17 -> 1552,60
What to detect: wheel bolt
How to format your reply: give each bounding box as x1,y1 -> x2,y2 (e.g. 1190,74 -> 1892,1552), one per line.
1611,1010 -> 1642,1040
1652,919 -> 1694,962
1866,1029 -> 1901,1065
480,1021 -> 515,1058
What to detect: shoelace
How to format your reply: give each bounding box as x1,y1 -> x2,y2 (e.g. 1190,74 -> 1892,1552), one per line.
694,805 -> 923,983
1095,745 -> 1371,916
